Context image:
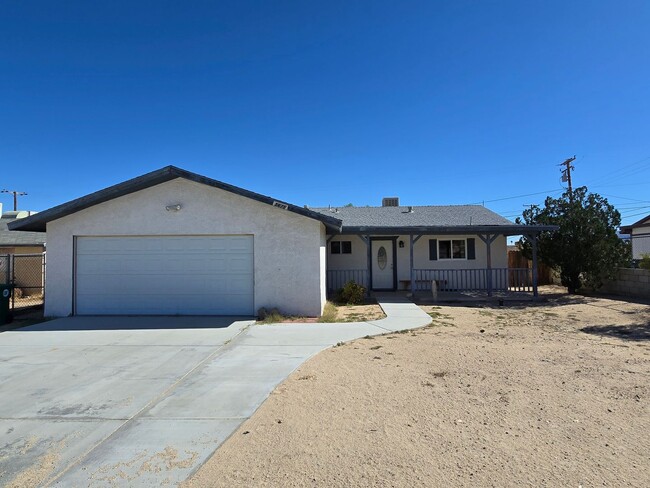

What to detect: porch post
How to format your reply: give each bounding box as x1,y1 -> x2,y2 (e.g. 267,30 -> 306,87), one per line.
409,234 -> 414,296
485,235 -> 492,297
530,233 -> 539,298
364,235 -> 372,296
478,233 -> 498,297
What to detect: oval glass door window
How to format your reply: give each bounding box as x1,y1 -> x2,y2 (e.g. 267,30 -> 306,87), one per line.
377,246 -> 387,270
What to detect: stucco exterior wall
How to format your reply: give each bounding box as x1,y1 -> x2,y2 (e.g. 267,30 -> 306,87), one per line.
328,234 -> 507,277
631,226 -> 650,259
45,178 -> 325,317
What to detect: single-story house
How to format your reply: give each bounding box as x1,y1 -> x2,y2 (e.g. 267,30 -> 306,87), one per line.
9,166 -> 556,317
621,214 -> 650,260
0,205 -> 45,255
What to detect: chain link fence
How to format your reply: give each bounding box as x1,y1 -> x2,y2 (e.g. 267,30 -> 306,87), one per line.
0,253 -> 45,309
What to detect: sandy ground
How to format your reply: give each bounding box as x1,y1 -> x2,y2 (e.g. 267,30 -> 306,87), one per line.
184,288 -> 650,487
260,303 -> 386,324
334,303 -> 386,322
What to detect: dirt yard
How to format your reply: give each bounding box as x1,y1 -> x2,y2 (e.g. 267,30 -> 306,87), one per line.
184,289 -> 650,487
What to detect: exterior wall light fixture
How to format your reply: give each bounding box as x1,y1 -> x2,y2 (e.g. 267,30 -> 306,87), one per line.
399,240 -> 405,248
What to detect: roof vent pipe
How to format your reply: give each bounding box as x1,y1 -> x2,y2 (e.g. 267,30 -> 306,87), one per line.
408,206 -> 413,213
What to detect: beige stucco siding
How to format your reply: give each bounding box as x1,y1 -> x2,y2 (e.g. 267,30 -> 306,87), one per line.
45,178 -> 325,317
328,234 -> 508,286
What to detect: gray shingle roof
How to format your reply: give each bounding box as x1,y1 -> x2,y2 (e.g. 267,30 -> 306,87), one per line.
0,217 -> 46,247
312,205 -> 514,229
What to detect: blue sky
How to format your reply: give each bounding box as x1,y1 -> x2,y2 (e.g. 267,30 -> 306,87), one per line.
2,1 -> 649,229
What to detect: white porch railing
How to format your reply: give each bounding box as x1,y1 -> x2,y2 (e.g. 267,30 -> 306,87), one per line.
326,269 -> 369,293
413,268 -> 533,293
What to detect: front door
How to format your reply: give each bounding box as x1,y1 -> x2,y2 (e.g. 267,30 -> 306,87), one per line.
371,239 -> 395,290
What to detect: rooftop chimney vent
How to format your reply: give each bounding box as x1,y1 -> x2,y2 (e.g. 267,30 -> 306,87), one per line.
382,197 -> 399,207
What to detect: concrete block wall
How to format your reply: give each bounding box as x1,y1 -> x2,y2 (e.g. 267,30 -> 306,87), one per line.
599,268 -> 650,298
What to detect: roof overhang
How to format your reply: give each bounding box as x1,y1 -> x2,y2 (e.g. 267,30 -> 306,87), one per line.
331,225 -> 559,236
621,215 -> 650,234
8,166 -> 343,233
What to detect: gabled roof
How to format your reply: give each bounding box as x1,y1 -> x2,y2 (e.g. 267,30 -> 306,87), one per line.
0,216 -> 46,247
312,205 -> 556,235
620,214 -> 650,234
8,166 -> 344,233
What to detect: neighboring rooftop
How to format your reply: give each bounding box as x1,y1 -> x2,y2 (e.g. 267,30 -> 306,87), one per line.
0,210 -> 45,247
621,213 -> 650,234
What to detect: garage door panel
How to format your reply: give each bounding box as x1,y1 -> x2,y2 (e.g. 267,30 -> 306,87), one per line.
75,236 -> 254,315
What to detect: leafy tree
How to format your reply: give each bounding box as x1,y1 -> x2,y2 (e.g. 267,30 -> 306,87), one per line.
343,203 -> 354,207
517,187 -> 631,293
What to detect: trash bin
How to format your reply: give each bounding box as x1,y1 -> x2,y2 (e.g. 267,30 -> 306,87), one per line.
0,284 -> 12,325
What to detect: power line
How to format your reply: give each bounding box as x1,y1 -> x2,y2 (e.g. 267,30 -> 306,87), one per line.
587,155 -> 650,187
598,193 -> 650,204
621,209 -> 650,219
469,188 -> 563,205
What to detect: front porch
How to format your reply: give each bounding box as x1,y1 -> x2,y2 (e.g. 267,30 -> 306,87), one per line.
327,267 -> 537,299
326,229 -> 545,299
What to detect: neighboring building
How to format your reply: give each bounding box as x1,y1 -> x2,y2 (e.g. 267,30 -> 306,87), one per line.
621,214 -> 650,260
9,166 -> 555,317
0,204 -> 46,295
0,204 -> 45,254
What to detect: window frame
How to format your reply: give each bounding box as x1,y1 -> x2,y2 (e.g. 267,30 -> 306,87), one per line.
330,240 -> 352,255
438,238 -> 467,260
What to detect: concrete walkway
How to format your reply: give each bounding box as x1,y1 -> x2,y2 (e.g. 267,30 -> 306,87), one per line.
0,297 -> 431,487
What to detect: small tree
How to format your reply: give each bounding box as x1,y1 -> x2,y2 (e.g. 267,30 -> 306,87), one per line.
517,187 -> 630,293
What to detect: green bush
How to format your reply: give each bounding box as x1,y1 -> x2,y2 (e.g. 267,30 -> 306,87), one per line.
640,253 -> 650,270
336,280 -> 366,305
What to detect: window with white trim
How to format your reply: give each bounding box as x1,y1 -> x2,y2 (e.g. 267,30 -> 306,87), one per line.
438,239 -> 466,259
330,240 -> 352,254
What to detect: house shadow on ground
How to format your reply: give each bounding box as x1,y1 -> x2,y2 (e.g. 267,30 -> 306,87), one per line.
1,309 -> 250,332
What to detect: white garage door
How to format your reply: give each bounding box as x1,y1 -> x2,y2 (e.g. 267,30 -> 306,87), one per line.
75,236 -> 254,315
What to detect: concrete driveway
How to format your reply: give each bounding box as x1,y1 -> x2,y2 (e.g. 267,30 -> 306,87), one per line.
0,299 -> 431,487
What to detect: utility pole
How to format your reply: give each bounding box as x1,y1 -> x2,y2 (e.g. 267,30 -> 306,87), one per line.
1,189 -> 27,211
559,156 -> 576,194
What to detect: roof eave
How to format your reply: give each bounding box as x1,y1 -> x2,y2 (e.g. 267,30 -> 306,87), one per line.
8,166 -> 343,232
332,224 -> 559,235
